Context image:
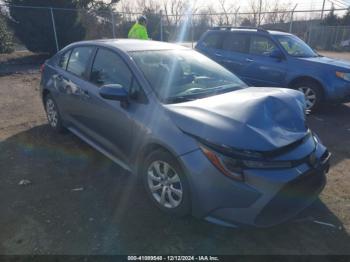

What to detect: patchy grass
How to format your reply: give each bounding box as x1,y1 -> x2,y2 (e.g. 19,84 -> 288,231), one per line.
0,51 -> 49,65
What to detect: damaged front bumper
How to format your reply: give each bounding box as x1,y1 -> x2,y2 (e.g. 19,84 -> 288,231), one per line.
180,134 -> 331,228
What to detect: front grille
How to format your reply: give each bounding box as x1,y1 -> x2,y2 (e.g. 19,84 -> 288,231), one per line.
255,170 -> 326,226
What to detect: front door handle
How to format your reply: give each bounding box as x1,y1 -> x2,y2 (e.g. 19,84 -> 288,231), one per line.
81,89 -> 90,98
215,52 -> 223,57
56,75 -> 64,81
246,58 -> 254,63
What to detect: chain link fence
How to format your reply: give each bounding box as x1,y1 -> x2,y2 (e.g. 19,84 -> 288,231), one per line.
308,26 -> 350,51
1,4 -> 350,53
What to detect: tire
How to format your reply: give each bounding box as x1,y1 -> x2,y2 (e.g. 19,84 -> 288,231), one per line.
44,94 -> 66,133
142,149 -> 191,217
293,80 -> 323,112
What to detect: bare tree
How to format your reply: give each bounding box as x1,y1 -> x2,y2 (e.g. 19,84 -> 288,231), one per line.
205,5 -> 217,27
265,0 -> 292,24
162,0 -> 186,28
244,0 -> 265,26
242,0 -> 292,27
217,0 -> 237,25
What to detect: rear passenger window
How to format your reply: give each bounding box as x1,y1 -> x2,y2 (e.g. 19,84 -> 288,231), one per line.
67,47 -> 94,78
90,48 -> 132,89
222,34 -> 249,53
58,50 -> 71,70
202,33 -> 223,49
249,36 -> 278,56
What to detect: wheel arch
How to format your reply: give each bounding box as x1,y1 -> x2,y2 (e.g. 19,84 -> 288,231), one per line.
136,142 -> 179,175
288,76 -> 325,97
42,89 -> 51,104
137,141 -> 193,216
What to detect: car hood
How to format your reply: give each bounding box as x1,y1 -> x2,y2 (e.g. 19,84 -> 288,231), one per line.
299,56 -> 350,70
165,87 -> 307,152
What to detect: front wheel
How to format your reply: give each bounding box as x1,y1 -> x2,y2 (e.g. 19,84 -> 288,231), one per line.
142,149 -> 191,217
294,81 -> 323,112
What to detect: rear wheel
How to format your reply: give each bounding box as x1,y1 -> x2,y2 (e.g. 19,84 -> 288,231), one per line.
293,81 -> 323,112
142,149 -> 191,216
44,94 -> 66,133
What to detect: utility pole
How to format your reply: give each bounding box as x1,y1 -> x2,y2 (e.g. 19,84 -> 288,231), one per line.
234,7 -> 240,26
289,4 -> 298,33
321,0 -> 326,20
111,9 -> 116,38
50,8 -> 59,53
191,15 -> 194,48
160,10 -> 163,41
258,0 -> 262,26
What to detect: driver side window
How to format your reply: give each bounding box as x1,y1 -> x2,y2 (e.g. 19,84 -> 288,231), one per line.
249,36 -> 278,56
91,48 -> 132,90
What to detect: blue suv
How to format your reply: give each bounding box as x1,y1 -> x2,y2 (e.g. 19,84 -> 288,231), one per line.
196,27 -> 350,111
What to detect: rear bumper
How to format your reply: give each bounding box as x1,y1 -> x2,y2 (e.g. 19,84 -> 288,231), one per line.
180,142 -> 330,228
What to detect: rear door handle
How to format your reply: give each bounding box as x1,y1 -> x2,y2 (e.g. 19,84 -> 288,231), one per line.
215,52 -> 223,57
246,58 -> 254,62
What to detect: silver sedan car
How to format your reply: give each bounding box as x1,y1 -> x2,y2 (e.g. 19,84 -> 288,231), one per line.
40,39 -> 330,227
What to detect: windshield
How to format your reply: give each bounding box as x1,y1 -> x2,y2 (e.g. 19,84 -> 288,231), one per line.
275,35 -> 318,58
130,49 -> 247,103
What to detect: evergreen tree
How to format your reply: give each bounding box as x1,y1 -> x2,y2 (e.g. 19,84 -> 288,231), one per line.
340,8 -> 350,26
0,15 -> 14,54
323,4 -> 340,26
6,0 -> 86,54
241,18 -> 255,27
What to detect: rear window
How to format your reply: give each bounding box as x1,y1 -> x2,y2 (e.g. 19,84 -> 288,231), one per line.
202,32 -> 223,49
67,46 -> 94,78
58,50 -> 71,70
222,33 -> 249,53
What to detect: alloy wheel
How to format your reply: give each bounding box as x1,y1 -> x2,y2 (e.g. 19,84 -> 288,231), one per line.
147,160 -> 183,209
298,86 -> 317,110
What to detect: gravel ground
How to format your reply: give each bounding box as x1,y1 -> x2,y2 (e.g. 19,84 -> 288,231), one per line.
0,49 -> 350,254
0,73 -> 349,255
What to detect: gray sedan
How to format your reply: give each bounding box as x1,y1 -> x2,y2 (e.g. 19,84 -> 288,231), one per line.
40,39 -> 330,227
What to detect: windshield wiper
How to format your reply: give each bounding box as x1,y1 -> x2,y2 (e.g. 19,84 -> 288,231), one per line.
165,85 -> 243,104
194,84 -> 242,96
164,96 -> 195,104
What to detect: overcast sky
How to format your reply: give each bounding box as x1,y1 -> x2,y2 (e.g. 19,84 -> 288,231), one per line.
194,0 -> 348,11
115,0 -> 350,12
2,0 -> 349,12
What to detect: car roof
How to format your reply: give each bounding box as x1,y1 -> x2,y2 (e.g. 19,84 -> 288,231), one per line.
207,28 -> 292,36
70,39 -> 189,52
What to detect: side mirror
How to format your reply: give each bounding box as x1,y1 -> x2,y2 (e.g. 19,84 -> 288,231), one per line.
99,84 -> 128,101
270,49 -> 285,60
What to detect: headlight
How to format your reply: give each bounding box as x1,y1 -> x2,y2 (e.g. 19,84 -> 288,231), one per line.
336,71 -> 350,82
199,144 -> 293,182
199,144 -> 244,181
312,132 -> 321,145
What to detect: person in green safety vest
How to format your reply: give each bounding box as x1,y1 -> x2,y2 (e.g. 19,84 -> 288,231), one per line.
128,16 -> 149,40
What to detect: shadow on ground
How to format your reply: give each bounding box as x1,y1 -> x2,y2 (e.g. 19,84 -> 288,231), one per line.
308,104 -> 350,166
0,122 -> 349,255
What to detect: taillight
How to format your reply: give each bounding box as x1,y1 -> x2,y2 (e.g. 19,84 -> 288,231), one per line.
40,64 -> 45,73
